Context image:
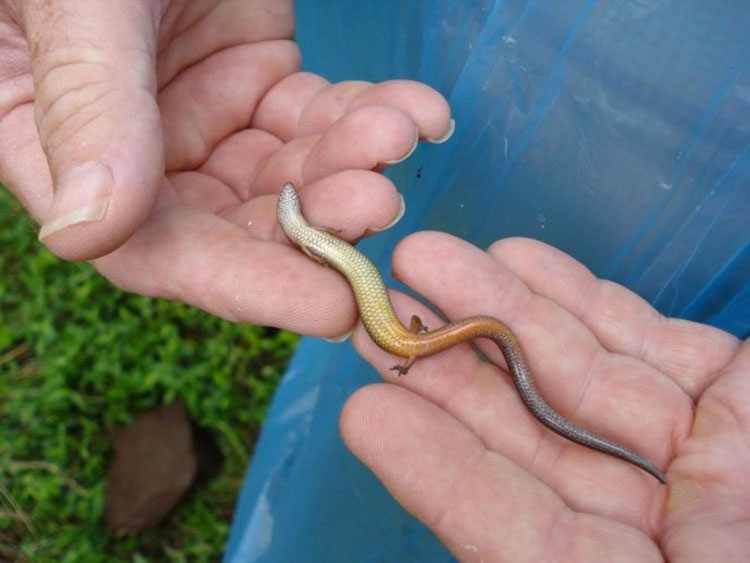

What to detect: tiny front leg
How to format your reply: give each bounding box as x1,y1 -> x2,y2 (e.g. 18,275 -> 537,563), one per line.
299,227 -> 343,265
300,244 -> 327,265
390,354 -> 417,376
409,315 -> 429,333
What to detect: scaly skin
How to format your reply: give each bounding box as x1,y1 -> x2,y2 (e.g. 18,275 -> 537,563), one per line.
277,182 -> 666,483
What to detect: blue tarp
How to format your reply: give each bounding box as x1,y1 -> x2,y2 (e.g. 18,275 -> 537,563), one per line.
225,1 -> 750,560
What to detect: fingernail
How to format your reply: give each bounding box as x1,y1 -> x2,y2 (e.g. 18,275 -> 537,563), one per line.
39,162 -> 113,241
426,119 -> 455,144
381,128 -> 419,165
323,330 -> 351,343
371,192 -> 405,232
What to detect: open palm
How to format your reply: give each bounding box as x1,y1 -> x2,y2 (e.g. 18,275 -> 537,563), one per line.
0,0 -> 452,335
341,232 -> 748,562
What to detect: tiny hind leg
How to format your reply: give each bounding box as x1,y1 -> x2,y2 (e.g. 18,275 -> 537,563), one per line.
390,354 -> 417,376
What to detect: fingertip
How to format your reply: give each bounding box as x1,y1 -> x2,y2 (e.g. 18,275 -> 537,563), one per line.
339,384 -> 378,448
369,191 -> 405,233
39,201 -> 153,262
292,170 -> 404,239
39,161 -> 160,261
425,118 -> 455,144
348,79 -> 453,141
390,230 -> 457,279
487,236 -> 556,262
340,383 -> 412,458
302,104 -> 418,181
393,229 -> 444,254
38,161 -> 113,240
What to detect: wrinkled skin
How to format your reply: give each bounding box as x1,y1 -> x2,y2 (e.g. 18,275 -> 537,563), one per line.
1,2 -> 748,561
343,233 -> 748,562
0,0 -> 451,331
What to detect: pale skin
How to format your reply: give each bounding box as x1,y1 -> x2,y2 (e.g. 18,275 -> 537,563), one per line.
0,1 -> 748,561
341,233 -> 749,562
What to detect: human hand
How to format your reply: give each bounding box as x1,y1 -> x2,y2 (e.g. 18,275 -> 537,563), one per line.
341,233 -> 747,562
0,0 -> 452,333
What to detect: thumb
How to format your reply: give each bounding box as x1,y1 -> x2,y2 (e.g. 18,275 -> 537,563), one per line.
24,0 -> 163,260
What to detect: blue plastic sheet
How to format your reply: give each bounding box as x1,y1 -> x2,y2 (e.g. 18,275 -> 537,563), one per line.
225,1 -> 750,560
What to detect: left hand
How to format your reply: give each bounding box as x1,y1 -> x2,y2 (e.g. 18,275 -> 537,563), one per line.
0,0 -> 452,334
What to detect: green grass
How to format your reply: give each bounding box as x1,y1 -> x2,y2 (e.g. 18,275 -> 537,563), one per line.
0,186 -> 298,561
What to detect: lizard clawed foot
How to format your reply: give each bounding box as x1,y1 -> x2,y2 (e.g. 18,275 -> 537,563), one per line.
390,364 -> 410,376
409,315 -> 429,333
390,354 -> 416,376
